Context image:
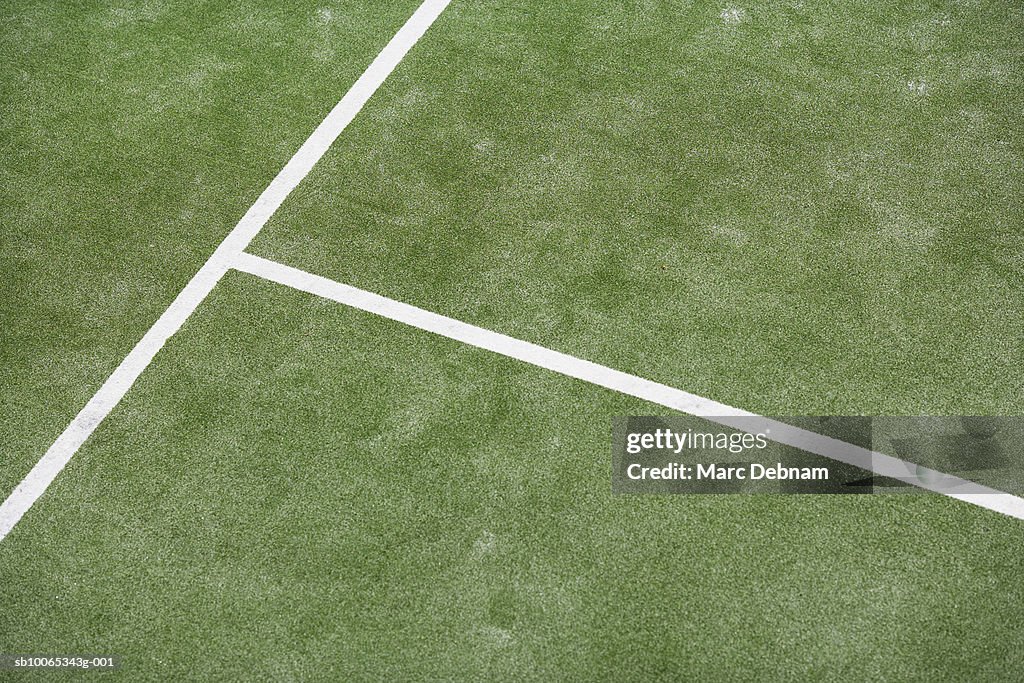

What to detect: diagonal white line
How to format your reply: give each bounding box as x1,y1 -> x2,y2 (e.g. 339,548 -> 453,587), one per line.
231,251 -> 1024,521
0,0 -> 452,543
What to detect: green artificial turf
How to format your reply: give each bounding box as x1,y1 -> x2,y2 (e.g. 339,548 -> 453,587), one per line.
0,0 -> 421,502
1,272 -> 1022,681
3,0 -> 1023,680
251,0 -> 1024,417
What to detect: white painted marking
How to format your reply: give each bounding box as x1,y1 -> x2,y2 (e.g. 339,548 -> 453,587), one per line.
0,0 -> 452,543
232,252 -> 1024,521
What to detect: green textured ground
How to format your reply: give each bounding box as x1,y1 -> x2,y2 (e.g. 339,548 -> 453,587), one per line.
0,0 -> 420,502
2,274 -> 1023,680
2,0 -> 1023,680
251,0 -> 1024,417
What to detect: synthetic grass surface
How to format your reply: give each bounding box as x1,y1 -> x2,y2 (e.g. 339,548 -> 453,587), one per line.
251,0 -> 1024,417
1,272 -> 1022,681
3,1 -> 1023,680
0,0 -> 420,502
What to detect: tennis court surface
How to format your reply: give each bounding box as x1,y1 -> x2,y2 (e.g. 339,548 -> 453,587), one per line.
2,0 -> 1022,679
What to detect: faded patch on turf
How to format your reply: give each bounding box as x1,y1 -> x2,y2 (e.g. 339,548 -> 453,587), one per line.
720,7 -> 746,26
311,5 -> 360,61
709,222 -> 750,246
957,52 -> 1014,87
312,7 -> 337,60
104,1 -> 165,28
473,138 -> 496,156
881,219 -> 938,252
474,625 -> 514,648
184,55 -> 232,89
372,86 -> 433,122
135,54 -> 233,115
907,78 -> 928,96
472,530 -> 497,556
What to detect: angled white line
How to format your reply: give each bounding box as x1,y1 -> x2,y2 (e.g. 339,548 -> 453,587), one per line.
0,0 -> 452,543
231,252 -> 1024,521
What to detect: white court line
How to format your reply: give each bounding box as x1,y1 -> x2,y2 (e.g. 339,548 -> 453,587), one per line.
232,251 -> 1024,521
0,0 -> 452,543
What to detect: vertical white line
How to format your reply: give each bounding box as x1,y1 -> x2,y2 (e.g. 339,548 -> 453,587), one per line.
0,0 -> 452,542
